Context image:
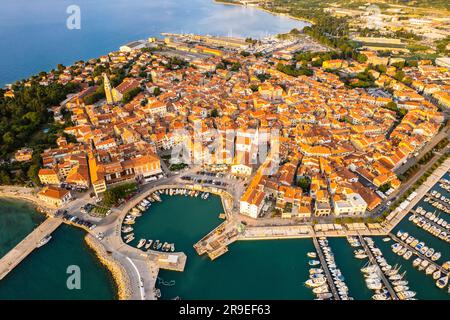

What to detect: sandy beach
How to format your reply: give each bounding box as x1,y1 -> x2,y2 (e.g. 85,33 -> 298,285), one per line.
0,185 -> 54,215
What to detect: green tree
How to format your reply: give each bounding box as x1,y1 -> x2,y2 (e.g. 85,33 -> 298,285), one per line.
297,176 -> 311,193
211,109 -> 219,117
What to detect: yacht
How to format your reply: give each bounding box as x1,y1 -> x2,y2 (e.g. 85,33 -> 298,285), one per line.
372,293 -> 389,300
398,247 -> 408,256
436,276 -> 448,289
307,252 -> 317,258
392,243 -> 402,254
355,253 -> 367,259
122,226 -> 133,233
309,268 -> 324,275
312,285 -> 329,294
405,236 -> 414,244
400,232 -> 409,241
431,252 -> 441,261
419,260 -> 429,271
432,270 -> 441,280
308,260 -> 320,266
137,239 -> 146,249
305,277 -> 327,288
425,248 -> 435,258
382,237 -> 391,242
316,293 -> 333,300
37,235 -> 52,248
412,257 -> 422,268
361,264 -> 378,273
394,285 -> 409,293
403,251 -> 412,260
170,243 -> 175,252
397,291 -> 416,300
145,240 -> 153,250
125,236 -> 134,244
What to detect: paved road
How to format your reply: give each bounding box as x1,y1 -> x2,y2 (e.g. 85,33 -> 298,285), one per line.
395,124 -> 449,176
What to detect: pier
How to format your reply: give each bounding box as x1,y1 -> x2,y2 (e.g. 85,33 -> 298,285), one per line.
358,236 -> 398,300
410,209 -> 450,242
383,158 -> 450,233
312,237 -> 340,300
389,233 -> 448,276
194,220 -> 238,260
0,218 -> 62,280
425,192 -> 450,210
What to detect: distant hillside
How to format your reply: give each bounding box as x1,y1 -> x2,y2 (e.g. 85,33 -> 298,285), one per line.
239,0 -> 450,12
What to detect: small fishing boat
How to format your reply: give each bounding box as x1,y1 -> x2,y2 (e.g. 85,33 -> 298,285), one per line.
145,240 -> 153,250
137,239 -> 146,249
436,276 -> 448,289
308,260 -> 320,266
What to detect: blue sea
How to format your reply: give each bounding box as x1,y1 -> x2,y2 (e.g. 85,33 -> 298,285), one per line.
0,0 -> 308,86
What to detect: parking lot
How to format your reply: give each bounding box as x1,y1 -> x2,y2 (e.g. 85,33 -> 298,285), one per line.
55,209 -> 97,230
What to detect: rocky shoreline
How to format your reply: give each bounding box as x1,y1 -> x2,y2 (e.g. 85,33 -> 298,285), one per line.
84,234 -> 132,300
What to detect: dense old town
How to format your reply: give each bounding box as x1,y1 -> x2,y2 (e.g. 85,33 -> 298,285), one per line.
12,36 -> 446,224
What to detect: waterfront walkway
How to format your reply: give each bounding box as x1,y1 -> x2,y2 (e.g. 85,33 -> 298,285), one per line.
0,218 -> 62,280
358,236 -> 398,300
312,237 -> 340,300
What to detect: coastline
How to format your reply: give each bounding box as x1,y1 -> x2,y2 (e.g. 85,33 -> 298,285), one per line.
84,234 -> 132,300
0,185 -> 54,215
213,0 -> 315,25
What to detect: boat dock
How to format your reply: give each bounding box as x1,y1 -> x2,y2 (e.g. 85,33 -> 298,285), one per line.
358,236 -> 398,300
194,221 -> 238,260
312,237 -> 340,300
425,192 -> 450,210
389,233 -> 448,276
410,209 -> 450,239
0,218 -> 63,280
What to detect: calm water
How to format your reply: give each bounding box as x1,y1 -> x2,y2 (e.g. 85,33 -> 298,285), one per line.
0,198 -> 45,259
0,223 -> 116,300
131,194 -> 316,299
0,0 -> 308,86
131,191 -> 450,300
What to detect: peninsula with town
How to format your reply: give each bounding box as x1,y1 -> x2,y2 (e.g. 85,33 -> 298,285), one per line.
0,0 -> 449,301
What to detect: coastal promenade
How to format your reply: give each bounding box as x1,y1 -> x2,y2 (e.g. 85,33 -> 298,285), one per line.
0,218 -> 62,280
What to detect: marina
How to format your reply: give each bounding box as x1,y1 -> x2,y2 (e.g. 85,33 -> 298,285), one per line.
309,237 -> 352,300
358,236 -> 400,300
409,209 -> 450,243
1,169 -> 450,300
390,233 -> 449,288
